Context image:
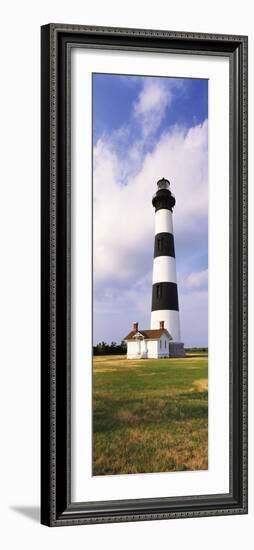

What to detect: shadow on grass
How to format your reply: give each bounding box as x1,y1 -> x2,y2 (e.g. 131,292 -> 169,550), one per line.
93,392 -> 208,433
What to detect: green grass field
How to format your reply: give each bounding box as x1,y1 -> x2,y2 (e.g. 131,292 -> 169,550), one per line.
93,353 -> 208,476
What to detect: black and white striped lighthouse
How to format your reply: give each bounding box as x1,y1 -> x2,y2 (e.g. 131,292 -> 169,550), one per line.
151,177 -> 185,357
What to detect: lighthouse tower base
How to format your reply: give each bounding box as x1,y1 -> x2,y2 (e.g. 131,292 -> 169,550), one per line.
168,342 -> 185,358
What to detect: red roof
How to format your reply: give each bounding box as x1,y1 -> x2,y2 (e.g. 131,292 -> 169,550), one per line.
124,328 -> 172,341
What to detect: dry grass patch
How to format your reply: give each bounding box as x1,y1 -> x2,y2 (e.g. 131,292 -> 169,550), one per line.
193,378 -> 208,392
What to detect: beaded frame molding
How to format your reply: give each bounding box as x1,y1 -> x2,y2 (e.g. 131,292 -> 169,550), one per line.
41,23 -> 248,527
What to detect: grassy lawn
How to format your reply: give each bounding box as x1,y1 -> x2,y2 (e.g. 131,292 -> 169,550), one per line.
93,353 -> 208,476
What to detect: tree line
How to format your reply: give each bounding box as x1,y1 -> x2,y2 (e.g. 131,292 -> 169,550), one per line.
93,340 -> 127,355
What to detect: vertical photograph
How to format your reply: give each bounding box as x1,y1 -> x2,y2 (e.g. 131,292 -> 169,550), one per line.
92,73 -> 208,476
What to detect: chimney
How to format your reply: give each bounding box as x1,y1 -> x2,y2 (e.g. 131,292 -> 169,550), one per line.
159,320 -> 165,330
133,322 -> 138,332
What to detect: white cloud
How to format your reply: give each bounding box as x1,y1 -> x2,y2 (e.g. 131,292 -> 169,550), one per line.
94,272 -> 152,316
179,289 -> 208,347
133,78 -> 178,137
93,120 -> 208,289
182,269 -> 208,291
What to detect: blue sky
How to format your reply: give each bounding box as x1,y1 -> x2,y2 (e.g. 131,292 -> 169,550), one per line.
92,73 -> 208,347
93,74 -> 208,144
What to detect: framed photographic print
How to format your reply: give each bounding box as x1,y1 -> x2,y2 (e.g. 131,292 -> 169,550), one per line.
41,24 -> 248,526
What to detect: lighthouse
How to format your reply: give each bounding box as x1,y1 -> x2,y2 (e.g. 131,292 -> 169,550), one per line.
124,177 -> 185,359
151,177 -> 185,357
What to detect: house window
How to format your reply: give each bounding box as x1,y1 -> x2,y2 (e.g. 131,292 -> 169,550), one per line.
165,340 -> 166,349
160,340 -> 162,349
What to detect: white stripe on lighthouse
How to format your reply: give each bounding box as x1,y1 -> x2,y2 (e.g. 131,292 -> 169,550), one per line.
151,310 -> 181,342
155,209 -> 173,235
152,256 -> 177,284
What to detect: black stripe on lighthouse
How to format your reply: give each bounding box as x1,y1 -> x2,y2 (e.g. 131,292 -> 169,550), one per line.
151,282 -> 179,311
154,232 -> 175,258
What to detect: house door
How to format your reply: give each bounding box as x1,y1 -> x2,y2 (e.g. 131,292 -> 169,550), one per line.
168,342 -> 171,357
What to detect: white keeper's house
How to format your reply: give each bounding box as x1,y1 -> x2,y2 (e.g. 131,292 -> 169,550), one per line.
124,320 -> 183,359
124,177 -> 185,359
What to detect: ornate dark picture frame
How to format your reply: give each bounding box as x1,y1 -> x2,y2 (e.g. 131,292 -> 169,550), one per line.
41,23 -> 248,526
